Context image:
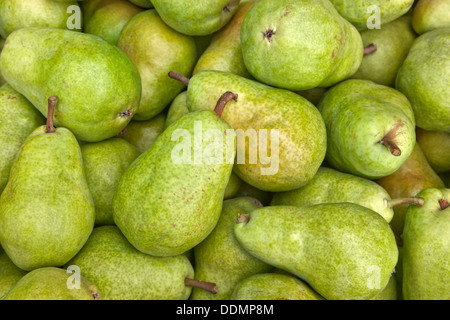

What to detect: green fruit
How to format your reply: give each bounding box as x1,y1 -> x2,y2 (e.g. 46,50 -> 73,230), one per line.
318,79 -> 416,179
396,28 -> 450,133
240,0 -> 363,91
190,197 -> 273,300
0,27 -> 141,142
81,138 -> 140,226
3,267 -> 100,300
128,0 -> 153,8
234,180 -> 273,206
0,38 -> 6,86
231,273 -> 324,300
165,91 -> 189,129
370,275 -> 398,300
416,128 -> 450,173
234,204 -> 398,300
402,188 -> 450,300
412,0 -> 450,35
223,172 -> 241,200
0,247 -> 28,299
118,9 -> 197,121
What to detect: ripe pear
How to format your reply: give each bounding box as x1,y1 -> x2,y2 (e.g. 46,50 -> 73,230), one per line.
234,204 -> 398,300
296,88 -> 328,107
0,38 -> 6,86
223,172 -> 241,200
165,91 -> 189,129
240,0 -> 363,91
117,9 -> 197,121
231,273 -> 324,300
0,98 -> 95,271
370,275 -> 398,300
0,27 -> 141,142
0,247 -> 28,299
318,79 -> 416,180
412,0 -> 450,35
416,128 -> 450,173
3,267 -> 101,300
128,0 -> 153,8
233,180 -> 273,206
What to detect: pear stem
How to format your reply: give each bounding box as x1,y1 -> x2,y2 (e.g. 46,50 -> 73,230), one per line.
236,213 -> 250,224
363,43 -> 377,55
214,92 -> 238,118
46,96 -> 58,133
387,197 -> 424,208
168,71 -> 190,86
379,135 -> 401,156
185,278 -> 218,294
439,199 -> 450,210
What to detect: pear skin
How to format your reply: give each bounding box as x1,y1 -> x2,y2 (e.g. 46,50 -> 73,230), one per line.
416,128 -> 450,173
412,0 -> 450,35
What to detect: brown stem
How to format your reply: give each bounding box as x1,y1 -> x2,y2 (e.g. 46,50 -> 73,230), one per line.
439,199 -> 450,210
387,197 -> 424,208
185,278 -> 218,294
363,43 -> 377,55
214,92 -> 238,118
46,96 -> 58,133
379,135 -> 401,156
236,213 -> 250,224
168,71 -> 190,86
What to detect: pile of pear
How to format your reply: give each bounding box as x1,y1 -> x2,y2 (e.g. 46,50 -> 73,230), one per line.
0,0 -> 449,300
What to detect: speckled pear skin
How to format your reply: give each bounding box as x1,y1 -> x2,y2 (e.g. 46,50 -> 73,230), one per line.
0,84 -> 46,193
113,109 -> 235,257
234,204 -> 398,300
193,1 -> 255,78
351,15 -> 417,87
329,0 -> 414,30
271,167 -> 394,222
402,188 -> 450,300
66,226 -> 194,300
3,267 -> 101,300
240,0 -> 363,91
0,27 -> 141,142
187,71 -> 327,192
120,113 -> 166,153
190,197 -> 273,300
317,79 -> 416,180
231,273 -> 324,300
0,0 -> 80,38
165,91 -> 189,129
118,10 -> 197,121
151,0 -> 240,36
0,126 -> 95,271
412,0 -> 450,35
416,128 -> 450,173
81,138 -> 141,226
396,28 -> 450,133
0,248 -> 28,299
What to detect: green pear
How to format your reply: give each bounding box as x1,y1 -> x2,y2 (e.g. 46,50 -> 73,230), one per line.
234,204 -> 398,300
329,0 -> 414,30
396,28 -> 450,133
240,0 -> 363,91
351,15 -> 417,87
223,172 -> 241,200
0,84 -> 46,194
395,246 -> 404,299
117,9 -> 197,121
81,0 -> 143,45
402,188 -> 450,300
0,247 -> 28,299
0,27 -> 141,142
234,180 -> 273,206
151,0 -> 240,36
179,70 -> 327,192
194,35 -> 214,59
377,143 -> 445,236
318,79 -> 416,180
231,273 -> 324,300
370,275 -> 398,300
113,92 -> 237,256
128,0 -> 153,8
0,0 -> 81,38
271,167 -> 425,223
120,112 -> 166,153
416,128 -> 450,173
412,0 -> 450,35
296,88 -> 328,107
81,138 -> 140,226
0,38 -> 6,86
0,98 -> 95,271
165,91 -> 189,129
190,197 -> 274,300
193,1 -> 254,78
3,267 -> 101,300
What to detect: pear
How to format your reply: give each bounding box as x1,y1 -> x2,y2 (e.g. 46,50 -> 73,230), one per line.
377,144 -> 445,236
402,188 -> 450,300
233,180 -> 273,206
231,273 -> 324,300
117,9 -> 197,121
318,79 -> 416,180
370,275 -> 398,300
128,0 -> 153,8
0,98 -> 95,271
412,0 -> 450,35
234,204 -> 398,300
0,27 -> 141,142
0,84 -> 46,194
416,128 -> 450,174
3,267 -> 101,300
396,27 -> 450,133
113,92 -> 237,257
81,138 -> 141,226
119,113 -> 166,153
296,88 -> 328,107
0,38 -> 6,86
0,0 -> 81,38
240,0 -> 363,91
193,1 -> 255,78
151,0 -> 240,36
81,0 -> 143,45
190,197 -> 274,300
223,172 -> 241,200
165,91 -> 189,129
0,247 -> 28,299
